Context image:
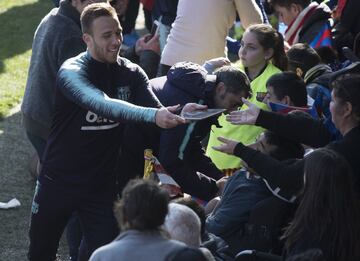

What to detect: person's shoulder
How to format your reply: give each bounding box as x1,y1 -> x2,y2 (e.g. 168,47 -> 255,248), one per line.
59,52 -> 88,72
89,240 -> 122,261
117,56 -> 148,77
266,63 -> 282,74
170,246 -> 208,261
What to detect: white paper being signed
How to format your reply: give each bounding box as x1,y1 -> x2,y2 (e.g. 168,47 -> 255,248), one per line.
0,198 -> 21,209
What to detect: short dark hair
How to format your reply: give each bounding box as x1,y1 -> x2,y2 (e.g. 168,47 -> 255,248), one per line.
266,72 -> 308,107
315,46 -> 338,65
263,131 -> 304,160
81,2 -> 118,34
214,66 -> 251,98
331,73 -> 360,119
287,43 -> 321,76
114,179 -> 169,231
270,0 -> 311,9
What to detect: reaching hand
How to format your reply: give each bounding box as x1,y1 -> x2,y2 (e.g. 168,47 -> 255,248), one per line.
155,105 -> 186,129
203,57 -> 231,73
226,98 -> 260,125
212,136 -> 239,155
206,57 -> 230,67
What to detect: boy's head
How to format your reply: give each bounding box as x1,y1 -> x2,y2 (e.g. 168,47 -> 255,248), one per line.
265,72 -> 307,107
287,43 -> 321,78
247,131 -> 304,163
270,0 -> 311,25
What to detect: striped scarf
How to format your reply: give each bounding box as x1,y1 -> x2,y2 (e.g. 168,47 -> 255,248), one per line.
285,2 -> 318,46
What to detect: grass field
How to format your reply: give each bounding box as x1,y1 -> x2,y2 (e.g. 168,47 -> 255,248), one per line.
0,0 -> 69,260
0,0 -> 52,119
0,1 -> 147,259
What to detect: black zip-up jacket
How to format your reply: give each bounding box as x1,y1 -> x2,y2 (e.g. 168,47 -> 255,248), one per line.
41,52 -> 161,190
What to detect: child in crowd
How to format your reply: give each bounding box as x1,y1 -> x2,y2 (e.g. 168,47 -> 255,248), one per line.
206,23 -> 287,175
270,0 -> 332,48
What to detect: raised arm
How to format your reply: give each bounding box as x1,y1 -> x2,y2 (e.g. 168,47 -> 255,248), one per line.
57,55 -> 185,128
213,137 -> 305,196
234,0 -> 263,29
227,98 -> 334,148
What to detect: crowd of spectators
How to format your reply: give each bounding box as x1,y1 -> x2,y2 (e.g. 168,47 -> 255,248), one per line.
22,0 -> 360,260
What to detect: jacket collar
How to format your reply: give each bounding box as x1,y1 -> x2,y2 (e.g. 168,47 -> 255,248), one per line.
58,0 -> 81,28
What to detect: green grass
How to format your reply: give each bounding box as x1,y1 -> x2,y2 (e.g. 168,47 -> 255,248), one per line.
0,0 -> 52,119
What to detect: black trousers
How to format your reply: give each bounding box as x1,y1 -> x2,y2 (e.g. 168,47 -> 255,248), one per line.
28,176 -> 119,261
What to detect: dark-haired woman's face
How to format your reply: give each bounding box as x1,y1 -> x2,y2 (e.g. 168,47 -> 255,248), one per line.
239,32 -> 267,70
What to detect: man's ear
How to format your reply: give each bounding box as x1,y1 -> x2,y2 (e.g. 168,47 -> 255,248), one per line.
215,82 -> 226,94
82,33 -> 92,47
343,101 -> 353,118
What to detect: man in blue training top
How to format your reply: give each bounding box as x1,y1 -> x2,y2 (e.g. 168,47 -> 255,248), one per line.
27,3 -> 200,261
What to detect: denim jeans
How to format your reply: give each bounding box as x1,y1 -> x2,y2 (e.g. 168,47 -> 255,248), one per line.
206,169 -> 271,238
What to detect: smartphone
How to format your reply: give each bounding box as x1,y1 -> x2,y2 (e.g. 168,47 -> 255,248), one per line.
150,20 -> 160,36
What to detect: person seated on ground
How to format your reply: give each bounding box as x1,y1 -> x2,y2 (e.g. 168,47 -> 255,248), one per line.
174,197 -> 231,260
119,63 -> 251,200
206,23 -> 287,176
282,148 -> 360,261
212,73 -> 360,200
270,0 -> 332,48
89,179 -> 207,261
164,203 -> 215,261
207,131 -> 304,252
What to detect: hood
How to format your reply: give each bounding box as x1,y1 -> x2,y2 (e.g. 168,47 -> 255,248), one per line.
302,2 -> 331,33
166,62 -> 217,105
304,63 -> 332,84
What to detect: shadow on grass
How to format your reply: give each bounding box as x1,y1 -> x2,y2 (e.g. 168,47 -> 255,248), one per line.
0,0 -> 52,74
0,109 -> 69,260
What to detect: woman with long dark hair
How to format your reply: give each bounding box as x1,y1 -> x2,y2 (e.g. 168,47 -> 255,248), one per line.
282,148 -> 360,260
